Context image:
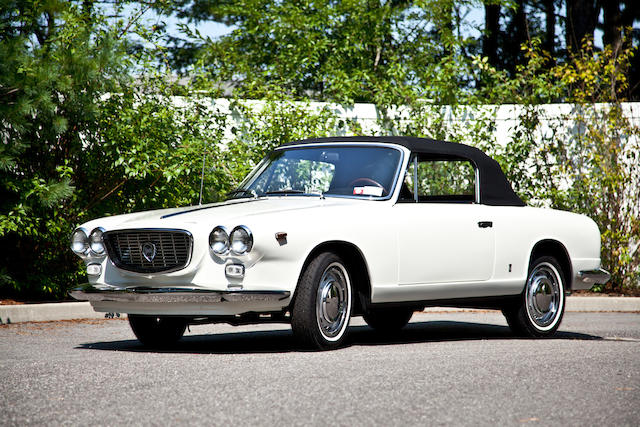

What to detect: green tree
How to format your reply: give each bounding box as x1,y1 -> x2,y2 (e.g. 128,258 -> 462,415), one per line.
478,38 -> 640,291
541,40 -> 640,291
0,1 -> 228,299
2,0 -> 638,299
168,0 -> 485,106
0,0 -> 128,297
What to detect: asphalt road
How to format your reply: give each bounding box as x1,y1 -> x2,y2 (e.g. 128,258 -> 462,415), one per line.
1,311 -> 638,426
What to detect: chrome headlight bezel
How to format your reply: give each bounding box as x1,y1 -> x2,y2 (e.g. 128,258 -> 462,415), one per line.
230,225 -> 253,255
209,226 -> 230,255
89,227 -> 106,255
70,228 -> 90,256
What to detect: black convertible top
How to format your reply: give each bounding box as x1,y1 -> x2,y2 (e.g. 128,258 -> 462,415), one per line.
282,136 -> 525,207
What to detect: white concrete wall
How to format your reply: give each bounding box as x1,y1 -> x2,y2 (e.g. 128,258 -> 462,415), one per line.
194,99 -> 640,147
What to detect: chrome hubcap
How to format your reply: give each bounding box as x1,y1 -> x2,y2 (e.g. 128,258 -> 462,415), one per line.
316,262 -> 351,340
526,263 -> 562,328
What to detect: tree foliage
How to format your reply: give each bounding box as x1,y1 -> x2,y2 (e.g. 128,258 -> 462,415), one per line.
168,0 -> 486,105
168,0 -> 640,100
466,37 -> 639,289
0,0 -> 128,297
0,0 -> 346,298
0,0 -> 638,298
519,41 -> 640,291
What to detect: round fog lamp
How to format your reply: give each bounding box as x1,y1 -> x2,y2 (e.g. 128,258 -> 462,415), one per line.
71,228 -> 89,255
89,228 -> 105,255
209,226 -> 229,255
86,263 -> 102,276
230,225 -> 253,255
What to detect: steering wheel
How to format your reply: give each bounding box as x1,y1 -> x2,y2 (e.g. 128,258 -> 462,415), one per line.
349,177 -> 387,195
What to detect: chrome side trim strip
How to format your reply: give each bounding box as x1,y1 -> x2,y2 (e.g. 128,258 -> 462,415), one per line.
70,285 -> 291,303
576,268 -> 611,286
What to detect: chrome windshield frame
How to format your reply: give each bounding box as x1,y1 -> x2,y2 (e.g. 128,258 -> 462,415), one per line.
232,143 -> 406,202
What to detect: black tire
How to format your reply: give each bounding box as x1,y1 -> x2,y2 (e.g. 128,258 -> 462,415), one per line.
503,256 -> 566,337
128,315 -> 187,348
363,307 -> 414,332
291,252 -> 353,350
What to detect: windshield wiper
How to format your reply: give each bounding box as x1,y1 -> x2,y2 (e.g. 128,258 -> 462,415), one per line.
263,189 -> 304,195
263,190 -> 324,198
226,189 -> 258,200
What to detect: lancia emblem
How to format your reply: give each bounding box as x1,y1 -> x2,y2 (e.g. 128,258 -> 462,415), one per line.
141,242 -> 157,262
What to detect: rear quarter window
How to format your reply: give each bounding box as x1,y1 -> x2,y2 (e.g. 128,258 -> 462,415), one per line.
401,157 -> 476,203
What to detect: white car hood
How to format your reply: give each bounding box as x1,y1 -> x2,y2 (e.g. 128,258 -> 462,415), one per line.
80,197 -> 364,232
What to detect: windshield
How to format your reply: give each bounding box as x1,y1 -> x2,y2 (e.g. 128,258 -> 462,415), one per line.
228,145 -> 403,200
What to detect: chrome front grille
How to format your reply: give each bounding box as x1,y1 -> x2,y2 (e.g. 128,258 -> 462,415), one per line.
103,229 -> 193,273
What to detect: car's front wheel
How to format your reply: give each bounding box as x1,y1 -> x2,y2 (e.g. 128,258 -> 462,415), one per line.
128,315 -> 187,348
291,252 -> 353,350
503,256 -> 566,337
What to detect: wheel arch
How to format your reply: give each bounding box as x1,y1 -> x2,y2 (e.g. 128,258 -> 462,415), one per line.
529,239 -> 573,290
291,241 -> 371,316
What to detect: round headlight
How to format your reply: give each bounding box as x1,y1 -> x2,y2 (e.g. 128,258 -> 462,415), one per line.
230,225 -> 253,255
71,228 -> 89,255
89,228 -> 105,255
209,226 -> 229,255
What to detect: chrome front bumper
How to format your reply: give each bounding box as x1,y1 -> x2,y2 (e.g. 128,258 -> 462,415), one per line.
70,285 -> 291,304
576,268 -> 611,287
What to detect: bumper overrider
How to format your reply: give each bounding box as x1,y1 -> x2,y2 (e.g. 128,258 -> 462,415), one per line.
576,268 -> 611,287
70,284 -> 291,304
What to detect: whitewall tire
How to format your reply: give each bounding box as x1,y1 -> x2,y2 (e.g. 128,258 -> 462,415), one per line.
503,256 -> 566,337
291,252 -> 353,350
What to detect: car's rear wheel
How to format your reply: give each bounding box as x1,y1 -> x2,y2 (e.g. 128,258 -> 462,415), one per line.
128,315 -> 187,348
363,307 -> 414,332
503,256 -> 565,337
291,252 -> 353,350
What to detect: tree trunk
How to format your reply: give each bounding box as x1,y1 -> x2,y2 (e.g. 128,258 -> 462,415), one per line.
602,1 -> 622,48
483,2 -> 500,67
543,0 -> 556,55
565,0 -> 600,53
503,0 -> 528,74
513,0 -> 528,49
603,0 -> 639,48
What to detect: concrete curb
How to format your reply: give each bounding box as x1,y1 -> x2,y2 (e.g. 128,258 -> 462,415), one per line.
423,296 -> 640,313
565,296 -> 640,312
1,296 -> 639,324
0,302 -> 107,324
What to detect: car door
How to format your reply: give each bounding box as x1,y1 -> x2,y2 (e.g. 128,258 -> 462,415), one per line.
395,155 -> 496,285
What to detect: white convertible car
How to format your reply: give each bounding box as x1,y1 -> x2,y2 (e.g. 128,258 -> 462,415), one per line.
70,136 -> 610,349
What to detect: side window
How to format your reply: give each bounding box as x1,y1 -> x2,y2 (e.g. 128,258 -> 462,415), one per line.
400,156 -> 477,203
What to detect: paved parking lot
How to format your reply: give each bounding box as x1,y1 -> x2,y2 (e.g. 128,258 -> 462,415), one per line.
1,311 -> 639,426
